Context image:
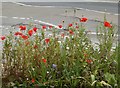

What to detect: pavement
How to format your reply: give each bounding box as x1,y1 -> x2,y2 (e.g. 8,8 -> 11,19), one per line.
0,2 -> 118,46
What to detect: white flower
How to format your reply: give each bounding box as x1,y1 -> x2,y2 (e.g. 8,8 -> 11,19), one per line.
66,47 -> 69,50
47,71 -> 49,74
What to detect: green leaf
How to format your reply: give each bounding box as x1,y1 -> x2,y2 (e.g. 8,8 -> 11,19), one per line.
91,75 -> 95,83
105,72 -> 117,85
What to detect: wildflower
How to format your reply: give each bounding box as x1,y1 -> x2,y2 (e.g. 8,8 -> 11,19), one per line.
104,21 -> 112,28
14,32 -> 23,36
31,78 -> 35,83
33,27 -> 38,32
84,53 -> 88,58
42,58 -> 47,63
86,59 -> 93,64
76,26 -> 79,29
1,36 -> 6,40
45,38 -> 50,44
34,45 -> 38,49
49,25 -> 53,29
80,17 -> 88,22
47,71 -> 49,74
75,22 -> 78,25
62,20 -> 65,23
61,33 -> 65,38
19,26 -> 26,30
42,25 -> 46,29
68,23 -> 72,27
69,30 -> 74,35
25,41 -> 30,46
28,30 -> 33,36
21,35 -> 29,40
58,25 -> 62,29
52,64 -> 57,69
66,47 -> 70,50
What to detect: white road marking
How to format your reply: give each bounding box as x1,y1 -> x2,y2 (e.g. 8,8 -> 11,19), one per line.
5,28 -> 9,29
2,15 -> 59,28
34,20 -> 39,22
19,17 -> 26,20
76,8 -> 119,15
26,18 -> 30,20
11,2 -> 119,16
12,17 -> 18,19
38,20 -> 59,29
114,14 -> 119,16
0,16 -> 8,18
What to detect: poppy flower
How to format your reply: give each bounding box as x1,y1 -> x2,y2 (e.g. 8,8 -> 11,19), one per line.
34,45 -> 38,49
75,22 -> 78,25
58,25 -> 62,29
62,20 -> 65,23
19,26 -> 26,30
76,26 -> 79,29
28,30 -> 33,36
42,58 -> 47,63
31,78 -> 35,83
14,32 -> 23,36
25,41 -> 30,46
1,36 -> 6,40
49,25 -> 53,29
104,21 -> 112,28
86,59 -> 93,64
61,33 -> 65,38
45,38 -> 50,44
21,35 -> 29,40
42,25 -> 46,29
69,30 -> 74,35
68,23 -> 73,27
84,53 -> 88,58
80,17 -> 88,22
33,27 -> 38,32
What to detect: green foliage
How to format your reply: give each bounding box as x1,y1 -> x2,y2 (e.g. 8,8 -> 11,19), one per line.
1,19 -> 118,88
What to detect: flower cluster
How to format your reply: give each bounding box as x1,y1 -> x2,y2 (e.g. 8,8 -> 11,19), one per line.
1,17 -> 117,88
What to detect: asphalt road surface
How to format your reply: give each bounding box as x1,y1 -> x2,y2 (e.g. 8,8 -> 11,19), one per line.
1,2 -> 118,46
21,2 -> 118,14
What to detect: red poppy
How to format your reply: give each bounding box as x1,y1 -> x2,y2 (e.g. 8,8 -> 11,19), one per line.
14,32 -> 23,36
31,78 -> 35,83
86,59 -> 93,64
75,22 -> 78,25
84,53 -> 88,58
61,33 -> 65,38
25,41 -> 30,46
33,27 -> 38,32
21,35 -> 29,40
69,30 -> 74,35
19,26 -> 26,30
34,45 -> 38,49
68,23 -> 73,27
80,17 -> 88,22
45,38 -> 50,44
1,36 -> 6,40
42,25 -> 46,29
104,21 -> 112,28
58,25 -> 62,29
49,25 -> 53,29
76,26 -> 79,29
28,30 -> 33,36
42,58 -> 47,63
